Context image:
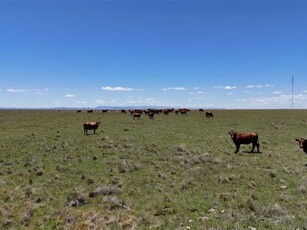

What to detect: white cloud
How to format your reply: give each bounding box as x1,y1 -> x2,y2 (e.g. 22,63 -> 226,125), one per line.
246,85 -> 263,89
7,88 -> 30,93
214,86 -> 224,89
162,87 -> 186,91
224,86 -> 237,90
246,84 -> 274,89
65,94 -> 75,98
7,88 -> 49,94
273,91 -> 282,95
75,101 -> 87,104
102,86 -> 135,91
95,99 -> 105,104
197,91 -> 204,94
236,98 -> 248,102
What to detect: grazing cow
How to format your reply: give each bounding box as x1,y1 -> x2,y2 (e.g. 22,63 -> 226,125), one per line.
228,130 -> 260,153
206,111 -> 214,118
83,121 -> 101,135
295,138 -> 307,154
132,112 -> 142,120
199,109 -> 204,112
163,110 -> 169,115
76,110 -> 81,113
121,109 -> 126,113
101,109 -> 108,113
87,110 -> 93,114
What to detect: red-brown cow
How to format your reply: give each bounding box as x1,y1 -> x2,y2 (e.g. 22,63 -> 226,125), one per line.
229,130 -> 260,153
83,121 -> 101,135
295,138 -> 307,154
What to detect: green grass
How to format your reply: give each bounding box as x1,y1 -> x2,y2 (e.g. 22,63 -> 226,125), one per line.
1,109 -> 307,229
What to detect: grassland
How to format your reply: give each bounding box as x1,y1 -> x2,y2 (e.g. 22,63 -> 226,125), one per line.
1,109 -> 307,229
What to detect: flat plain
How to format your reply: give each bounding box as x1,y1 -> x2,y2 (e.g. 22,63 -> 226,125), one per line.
1,109 -> 307,229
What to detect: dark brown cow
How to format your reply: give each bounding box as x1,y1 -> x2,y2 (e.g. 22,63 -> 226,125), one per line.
229,130 -> 260,153
121,109 -> 126,113
295,138 -> 307,154
76,110 -> 81,113
83,121 -> 101,135
199,108 -> 204,112
206,111 -> 214,118
179,108 -> 189,115
101,109 -> 108,113
87,110 -> 93,114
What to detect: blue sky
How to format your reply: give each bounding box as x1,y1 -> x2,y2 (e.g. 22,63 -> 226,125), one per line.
1,0 -> 307,109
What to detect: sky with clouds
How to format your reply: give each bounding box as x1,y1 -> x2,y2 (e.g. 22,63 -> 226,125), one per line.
1,0 -> 307,109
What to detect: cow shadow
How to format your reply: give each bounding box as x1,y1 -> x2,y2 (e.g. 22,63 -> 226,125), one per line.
241,150 -> 262,154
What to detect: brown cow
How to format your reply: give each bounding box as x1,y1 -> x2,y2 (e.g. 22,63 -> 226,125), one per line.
101,109 -> 108,113
83,121 -> 101,135
76,110 -> 81,113
295,138 -> 307,154
132,112 -> 142,120
87,110 -> 93,114
229,130 -> 260,153
206,111 -> 214,118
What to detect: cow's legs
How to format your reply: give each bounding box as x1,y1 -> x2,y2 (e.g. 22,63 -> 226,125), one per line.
235,144 -> 240,153
251,144 -> 255,153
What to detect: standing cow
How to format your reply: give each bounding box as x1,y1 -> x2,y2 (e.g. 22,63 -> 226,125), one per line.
229,130 -> 260,153
295,138 -> 307,154
83,121 -> 101,135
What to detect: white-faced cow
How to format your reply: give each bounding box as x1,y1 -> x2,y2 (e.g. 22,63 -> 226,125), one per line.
295,138 -> 307,154
83,121 -> 101,135
229,130 -> 260,153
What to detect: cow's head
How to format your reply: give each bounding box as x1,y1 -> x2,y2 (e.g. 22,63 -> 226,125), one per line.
228,130 -> 237,139
296,138 -> 305,148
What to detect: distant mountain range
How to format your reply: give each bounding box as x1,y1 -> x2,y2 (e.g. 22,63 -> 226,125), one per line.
0,106 -> 225,110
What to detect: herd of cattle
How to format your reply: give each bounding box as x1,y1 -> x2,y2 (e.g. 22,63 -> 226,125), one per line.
79,109 -> 307,155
